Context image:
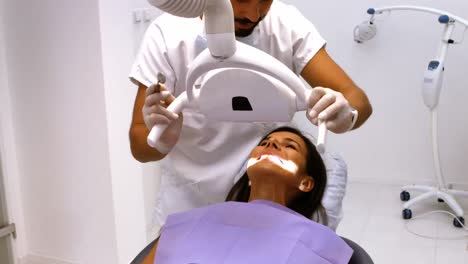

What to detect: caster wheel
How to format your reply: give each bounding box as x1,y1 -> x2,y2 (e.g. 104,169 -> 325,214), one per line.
453,217 -> 465,228
438,198 -> 444,203
402,209 -> 412,220
400,191 -> 410,201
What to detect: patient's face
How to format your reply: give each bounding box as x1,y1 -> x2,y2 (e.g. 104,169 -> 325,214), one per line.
247,131 -> 308,185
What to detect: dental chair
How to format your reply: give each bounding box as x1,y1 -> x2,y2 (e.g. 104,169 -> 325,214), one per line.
342,237 -> 374,264
130,236 -> 374,264
129,151 -> 374,263
130,149 -> 374,263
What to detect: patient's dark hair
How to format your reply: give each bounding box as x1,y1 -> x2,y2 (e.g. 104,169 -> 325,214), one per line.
225,126 -> 328,223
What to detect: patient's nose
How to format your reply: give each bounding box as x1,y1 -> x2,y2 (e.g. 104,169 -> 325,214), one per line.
265,141 -> 279,150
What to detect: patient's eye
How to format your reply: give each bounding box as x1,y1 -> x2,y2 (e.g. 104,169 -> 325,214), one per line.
286,144 -> 297,150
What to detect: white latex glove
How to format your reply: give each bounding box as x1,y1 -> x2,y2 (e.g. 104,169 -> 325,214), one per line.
306,87 -> 356,134
143,83 -> 183,154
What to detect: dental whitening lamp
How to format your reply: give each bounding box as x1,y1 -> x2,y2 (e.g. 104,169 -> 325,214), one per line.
355,5 -> 468,227
146,0 -> 327,153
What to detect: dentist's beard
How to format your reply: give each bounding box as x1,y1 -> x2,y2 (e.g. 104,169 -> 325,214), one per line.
234,16 -> 265,37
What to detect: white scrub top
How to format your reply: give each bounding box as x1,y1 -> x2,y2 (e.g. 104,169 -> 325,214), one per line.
129,0 -> 345,229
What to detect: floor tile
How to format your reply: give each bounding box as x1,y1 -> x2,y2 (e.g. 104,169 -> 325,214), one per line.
341,182 -> 468,264
336,212 -> 370,244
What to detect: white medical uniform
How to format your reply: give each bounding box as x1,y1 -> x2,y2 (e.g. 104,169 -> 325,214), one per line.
130,0 -> 346,230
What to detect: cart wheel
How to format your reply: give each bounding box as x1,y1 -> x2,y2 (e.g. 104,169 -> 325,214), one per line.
400,191 -> 410,201
453,217 -> 465,228
402,209 -> 412,220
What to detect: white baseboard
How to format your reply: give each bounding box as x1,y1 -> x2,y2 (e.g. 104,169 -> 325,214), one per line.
349,177 -> 468,191
19,254 -> 79,264
349,176 -> 436,187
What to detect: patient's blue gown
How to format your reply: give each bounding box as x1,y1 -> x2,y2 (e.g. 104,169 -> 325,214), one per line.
155,200 -> 352,264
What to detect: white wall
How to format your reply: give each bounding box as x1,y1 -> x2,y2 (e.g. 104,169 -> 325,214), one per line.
97,0 -> 162,263
0,0 -> 28,260
2,0 -> 164,262
289,0 -> 468,186
3,0 -> 118,263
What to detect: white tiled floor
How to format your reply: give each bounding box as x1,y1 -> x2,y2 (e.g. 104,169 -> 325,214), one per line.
337,182 -> 468,264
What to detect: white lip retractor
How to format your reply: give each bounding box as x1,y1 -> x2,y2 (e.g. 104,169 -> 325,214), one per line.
247,154 -> 298,174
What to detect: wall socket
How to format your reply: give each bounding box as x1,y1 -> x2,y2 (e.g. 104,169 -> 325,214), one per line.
133,8 -> 157,24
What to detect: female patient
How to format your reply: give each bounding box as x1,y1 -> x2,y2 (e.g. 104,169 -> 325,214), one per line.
137,126 -> 352,264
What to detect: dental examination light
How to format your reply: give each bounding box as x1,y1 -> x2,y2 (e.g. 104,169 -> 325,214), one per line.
146,0 -> 327,153
355,5 -> 468,227
353,20 -> 377,43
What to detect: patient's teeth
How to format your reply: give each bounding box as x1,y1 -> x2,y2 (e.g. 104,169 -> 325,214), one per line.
247,155 -> 298,174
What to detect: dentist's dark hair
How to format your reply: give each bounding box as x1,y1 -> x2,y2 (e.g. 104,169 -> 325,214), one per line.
225,126 -> 328,223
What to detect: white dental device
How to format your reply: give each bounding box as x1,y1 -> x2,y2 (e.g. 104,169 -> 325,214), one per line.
147,0 -> 327,153
422,15 -> 457,110
422,60 -> 445,110
355,5 -> 468,226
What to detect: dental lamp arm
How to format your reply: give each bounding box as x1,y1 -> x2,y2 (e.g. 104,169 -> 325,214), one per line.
367,6 -> 468,27
355,6 -> 468,44
359,6 -> 464,109
148,0 -> 236,58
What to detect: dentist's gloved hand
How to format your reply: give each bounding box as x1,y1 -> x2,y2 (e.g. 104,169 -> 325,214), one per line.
306,87 -> 357,134
143,83 -> 183,154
